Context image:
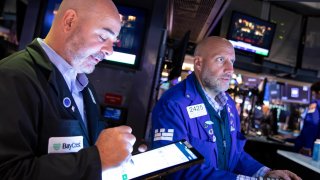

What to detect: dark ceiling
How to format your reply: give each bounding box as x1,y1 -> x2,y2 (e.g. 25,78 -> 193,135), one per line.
269,1 -> 320,17
167,0 -> 231,43
168,0 -> 320,44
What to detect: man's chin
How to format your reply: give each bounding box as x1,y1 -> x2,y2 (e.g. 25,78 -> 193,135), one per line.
85,68 -> 95,74
81,66 -> 95,74
220,85 -> 230,93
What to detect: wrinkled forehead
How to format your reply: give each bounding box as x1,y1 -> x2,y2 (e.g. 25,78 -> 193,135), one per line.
205,40 -> 235,58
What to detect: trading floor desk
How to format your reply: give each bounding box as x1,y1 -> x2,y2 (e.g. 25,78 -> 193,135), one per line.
244,135 -> 294,168
244,135 -> 320,179
277,150 -> 320,179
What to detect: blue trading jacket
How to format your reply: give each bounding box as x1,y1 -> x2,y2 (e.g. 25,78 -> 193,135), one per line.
151,73 -> 264,179
295,100 -> 320,151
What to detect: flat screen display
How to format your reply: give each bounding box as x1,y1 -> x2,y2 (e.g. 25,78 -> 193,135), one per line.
227,11 -> 276,57
241,75 -> 262,88
264,81 -> 283,101
281,84 -> 310,104
103,107 -> 122,121
102,140 -> 204,180
102,5 -> 147,69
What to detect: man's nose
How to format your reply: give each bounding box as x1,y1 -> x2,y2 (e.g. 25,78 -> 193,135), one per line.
224,60 -> 234,73
101,40 -> 114,57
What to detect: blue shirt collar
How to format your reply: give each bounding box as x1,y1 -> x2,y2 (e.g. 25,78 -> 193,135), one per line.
37,38 -> 88,92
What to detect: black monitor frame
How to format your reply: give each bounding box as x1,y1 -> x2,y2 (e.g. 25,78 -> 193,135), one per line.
100,4 -> 148,70
226,11 -> 277,58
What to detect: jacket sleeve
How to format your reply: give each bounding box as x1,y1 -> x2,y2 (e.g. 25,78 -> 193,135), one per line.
233,148 -> 265,176
0,69 -> 102,180
151,99 -> 238,180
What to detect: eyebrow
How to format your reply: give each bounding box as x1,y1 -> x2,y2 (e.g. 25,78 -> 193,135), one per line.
102,28 -> 116,37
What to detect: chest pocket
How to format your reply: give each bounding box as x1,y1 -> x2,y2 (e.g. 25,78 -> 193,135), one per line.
39,118 -> 87,154
41,118 -> 85,140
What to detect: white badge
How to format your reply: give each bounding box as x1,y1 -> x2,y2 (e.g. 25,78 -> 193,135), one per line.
186,103 -> 207,119
48,136 -> 83,153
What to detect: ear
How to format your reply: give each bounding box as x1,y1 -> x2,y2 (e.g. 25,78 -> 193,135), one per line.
194,56 -> 203,72
62,9 -> 77,32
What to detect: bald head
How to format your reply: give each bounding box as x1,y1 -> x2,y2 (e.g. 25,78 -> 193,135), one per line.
55,0 -> 120,24
194,36 -> 234,59
46,0 -> 121,47
44,0 -> 122,74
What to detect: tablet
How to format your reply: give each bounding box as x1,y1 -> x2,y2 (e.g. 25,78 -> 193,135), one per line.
102,139 -> 204,180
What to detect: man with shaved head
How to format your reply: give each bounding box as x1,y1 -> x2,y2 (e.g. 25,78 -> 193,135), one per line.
0,0 -> 136,179
151,36 -> 301,179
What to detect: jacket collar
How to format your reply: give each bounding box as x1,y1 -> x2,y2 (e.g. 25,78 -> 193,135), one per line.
26,39 -> 60,94
184,72 -> 204,103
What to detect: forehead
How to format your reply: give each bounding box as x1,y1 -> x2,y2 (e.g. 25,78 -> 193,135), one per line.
83,1 -> 121,33
86,11 -> 121,34
208,43 -> 235,58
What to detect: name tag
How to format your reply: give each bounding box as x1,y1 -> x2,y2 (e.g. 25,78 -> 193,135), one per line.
48,136 -> 83,153
186,103 -> 207,119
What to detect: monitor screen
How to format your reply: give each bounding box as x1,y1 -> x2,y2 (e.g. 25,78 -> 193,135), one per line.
102,5 -> 147,69
241,75 -> 262,89
102,106 -> 127,127
226,11 -> 276,57
103,107 -> 122,121
264,81 -> 283,101
281,84 -> 310,104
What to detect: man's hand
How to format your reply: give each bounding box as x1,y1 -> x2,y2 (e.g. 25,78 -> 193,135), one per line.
95,126 -> 136,170
264,170 -> 301,180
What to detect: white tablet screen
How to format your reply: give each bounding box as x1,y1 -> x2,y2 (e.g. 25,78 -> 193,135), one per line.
102,141 -> 201,180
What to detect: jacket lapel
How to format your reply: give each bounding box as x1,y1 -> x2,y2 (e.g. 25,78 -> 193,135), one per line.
26,39 -> 90,143
50,65 -> 91,143
82,86 -> 100,143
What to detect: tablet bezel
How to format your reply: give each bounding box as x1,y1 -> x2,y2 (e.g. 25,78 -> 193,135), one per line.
130,139 -> 204,180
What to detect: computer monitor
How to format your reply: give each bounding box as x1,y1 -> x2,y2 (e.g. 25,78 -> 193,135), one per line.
281,84 -> 310,104
241,75 -> 262,89
102,106 -> 127,127
226,11 -> 276,57
102,5 -> 147,69
264,81 -> 283,102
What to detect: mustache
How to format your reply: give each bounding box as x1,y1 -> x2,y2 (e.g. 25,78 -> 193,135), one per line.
220,74 -> 232,79
92,52 -> 105,61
